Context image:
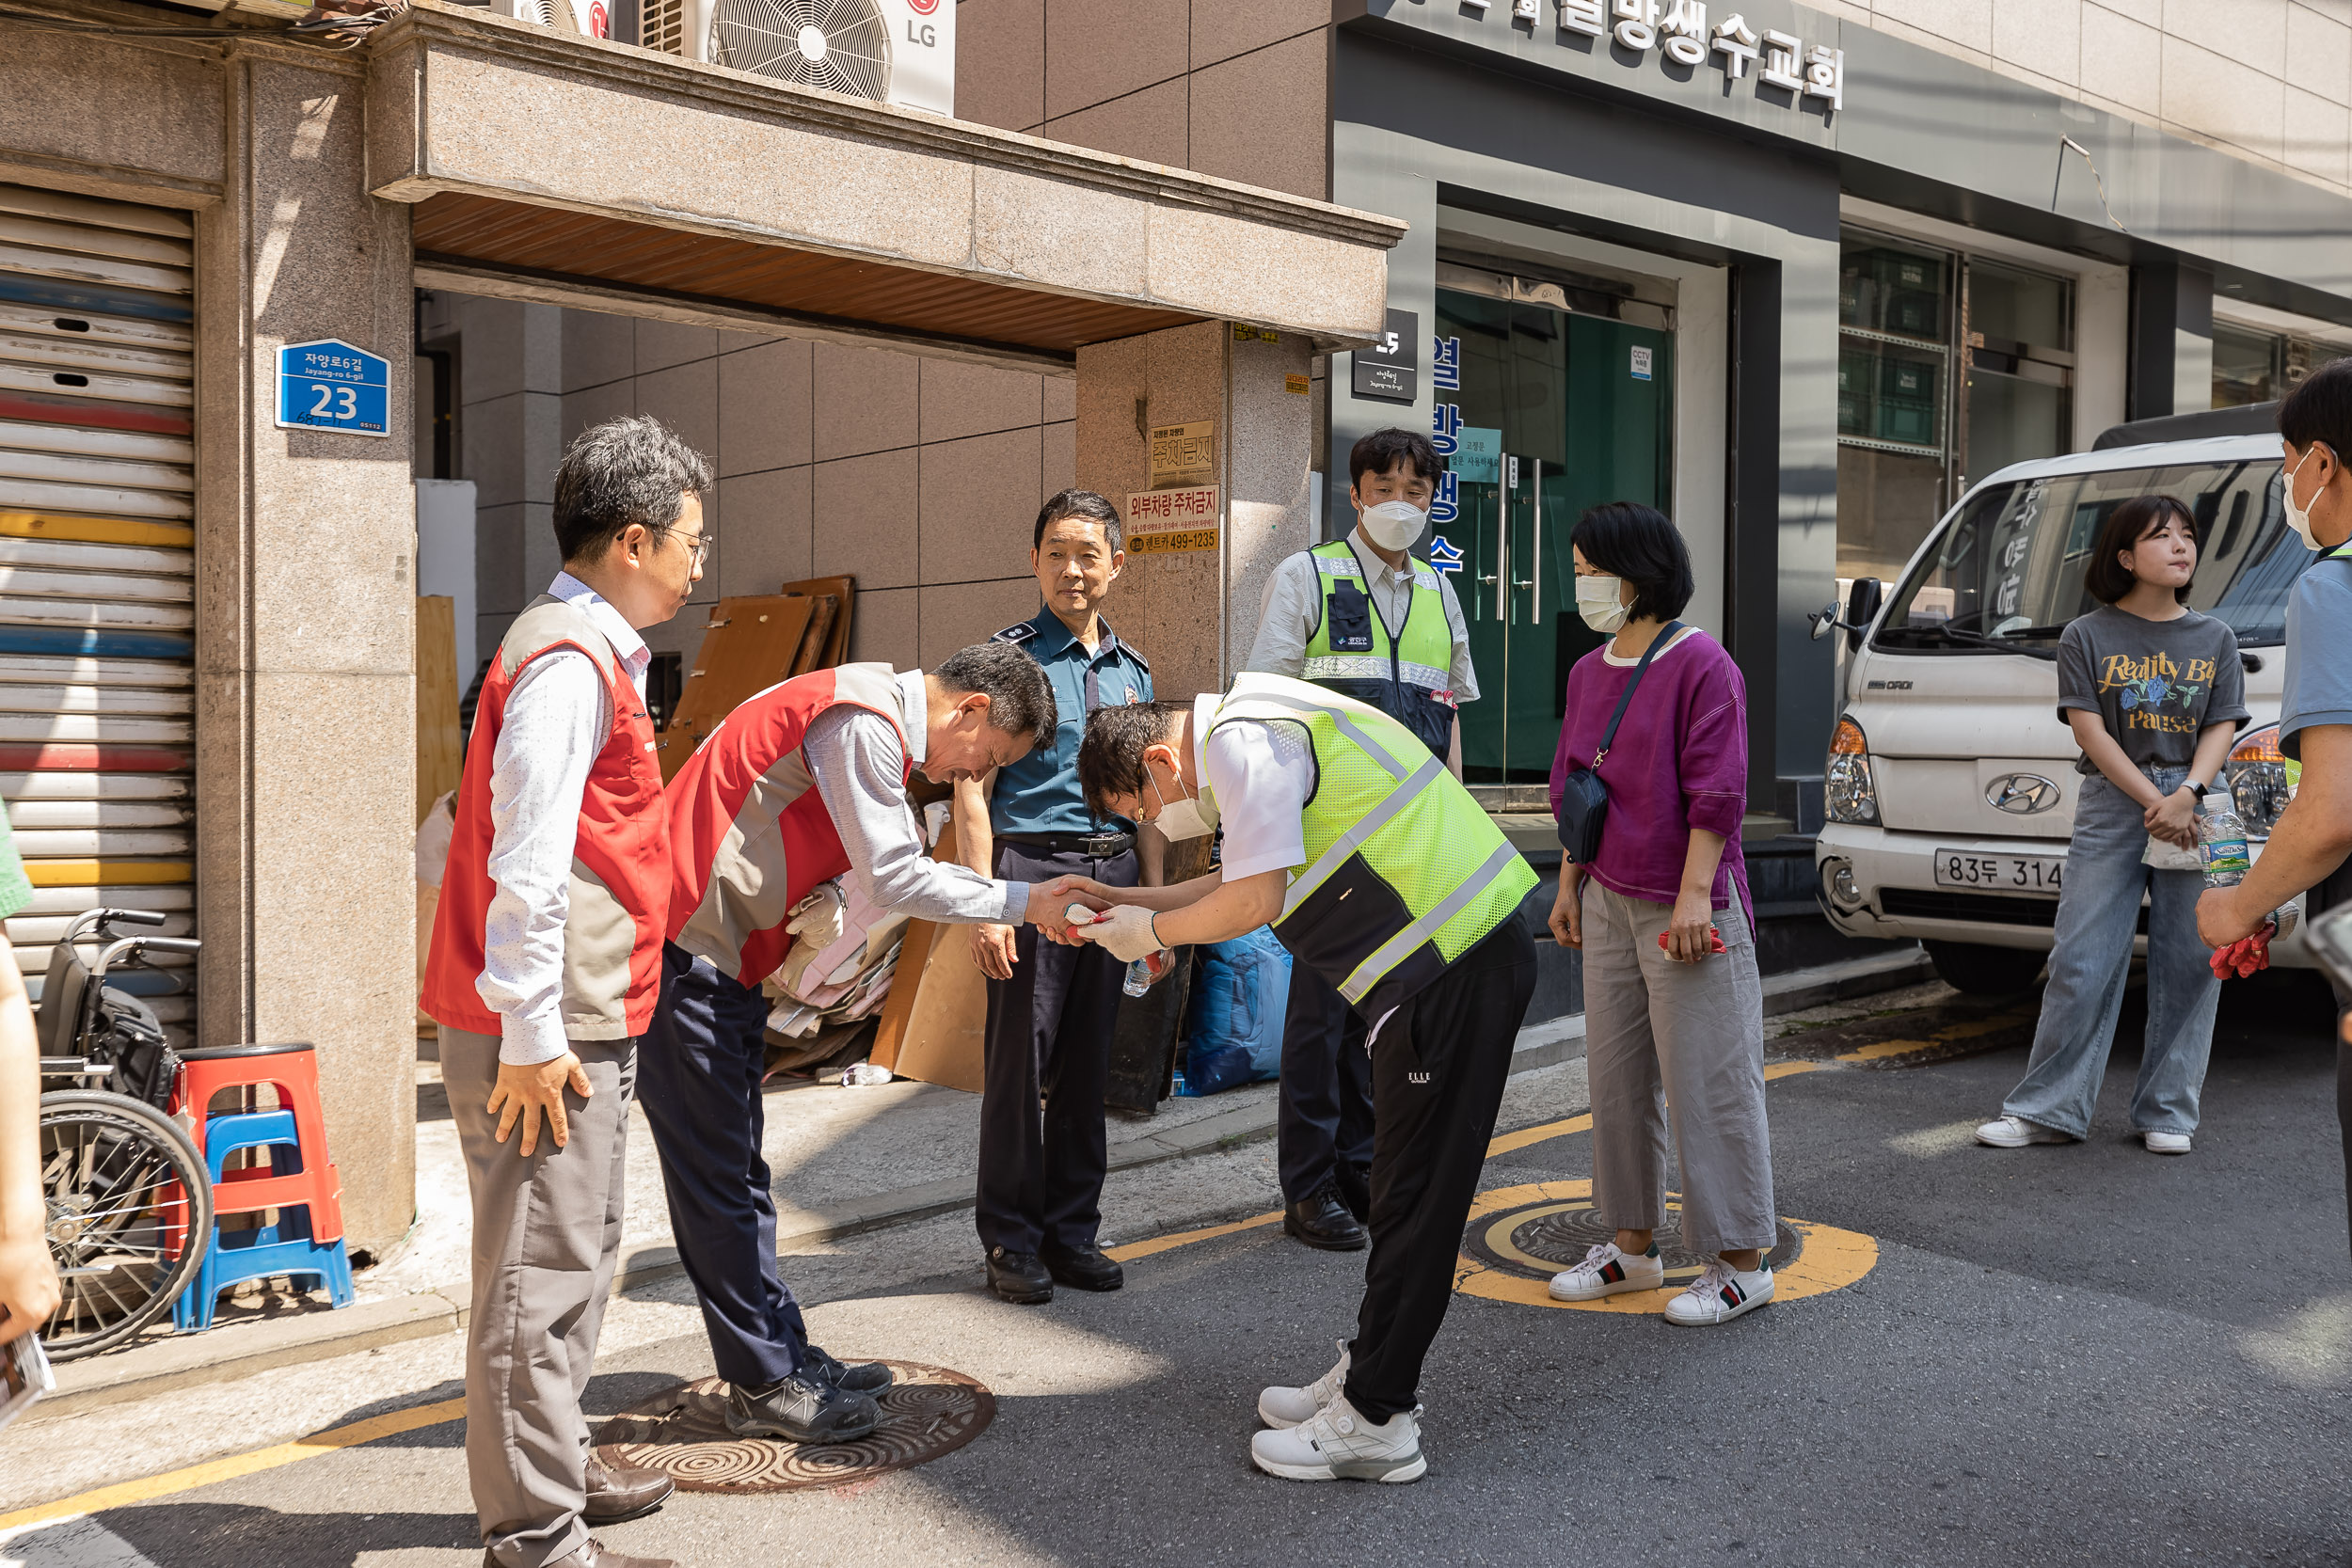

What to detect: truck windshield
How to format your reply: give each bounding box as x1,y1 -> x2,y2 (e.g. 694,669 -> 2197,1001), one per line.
1875,455 -> 2304,653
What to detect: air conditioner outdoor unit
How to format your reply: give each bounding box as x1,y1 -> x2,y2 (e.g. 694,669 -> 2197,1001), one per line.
670,0 -> 954,116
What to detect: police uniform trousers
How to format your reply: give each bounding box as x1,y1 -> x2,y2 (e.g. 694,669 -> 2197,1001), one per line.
1277,965 -> 1375,1216
977,840 -> 1139,1255
1344,916 -> 1538,1424
639,941 -> 812,1389
440,1024 -> 636,1568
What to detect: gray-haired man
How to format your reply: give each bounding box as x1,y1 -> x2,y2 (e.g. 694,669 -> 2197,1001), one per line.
423,416 -> 709,1568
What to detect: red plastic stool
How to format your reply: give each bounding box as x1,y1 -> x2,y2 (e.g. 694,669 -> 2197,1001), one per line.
171,1042 -> 344,1243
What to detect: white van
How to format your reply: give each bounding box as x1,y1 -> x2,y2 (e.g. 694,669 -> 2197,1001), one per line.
1813,429 -> 2312,994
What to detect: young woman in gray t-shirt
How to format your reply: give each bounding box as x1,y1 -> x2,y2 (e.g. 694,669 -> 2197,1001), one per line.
1977,494 -> 2248,1156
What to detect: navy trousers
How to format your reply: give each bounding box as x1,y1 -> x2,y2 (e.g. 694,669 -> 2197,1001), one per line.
1277,963 -> 1375,1216
639,941 -> 807,1388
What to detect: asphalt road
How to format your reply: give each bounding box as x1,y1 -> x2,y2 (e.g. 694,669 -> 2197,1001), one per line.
8,971 -> 2350,1568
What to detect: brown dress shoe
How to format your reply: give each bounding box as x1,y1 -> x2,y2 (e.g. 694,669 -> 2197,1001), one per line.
484,1538 -> 676,1568
583,1449 -> 676,1525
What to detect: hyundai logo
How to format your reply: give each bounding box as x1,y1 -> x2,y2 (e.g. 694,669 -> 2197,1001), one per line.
1986,773 -> 2061,815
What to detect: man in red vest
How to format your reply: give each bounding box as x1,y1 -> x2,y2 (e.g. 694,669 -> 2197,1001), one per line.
423,417 -> 705,1568
644,641 -> 1089,1444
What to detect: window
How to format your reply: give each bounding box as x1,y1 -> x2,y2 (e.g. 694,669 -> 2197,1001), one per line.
2212,322 -> 2352,409
1836,231 -> 2075,586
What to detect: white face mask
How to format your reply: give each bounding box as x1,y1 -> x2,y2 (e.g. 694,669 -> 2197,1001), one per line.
1145,761 -> 1217,841
1575,572 -> 1629,633
2284,444 -> 2330,552
1359,499 -> 1427,553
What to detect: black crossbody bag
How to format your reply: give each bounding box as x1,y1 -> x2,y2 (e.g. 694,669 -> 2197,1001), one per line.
1555,621 -> 1684,864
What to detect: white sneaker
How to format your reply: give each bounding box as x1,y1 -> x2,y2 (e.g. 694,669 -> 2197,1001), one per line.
1249,1393 -> 1426,1483
2142,1129 -> 2193,1154
1257,1341 -> 1348,1429
1548,1242 -> 1666,1301
1975,1115 -> 2070,1148
1662,1260 -> 1774,1326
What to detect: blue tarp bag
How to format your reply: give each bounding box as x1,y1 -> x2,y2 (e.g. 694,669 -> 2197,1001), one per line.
1178,926 -> 1291,1096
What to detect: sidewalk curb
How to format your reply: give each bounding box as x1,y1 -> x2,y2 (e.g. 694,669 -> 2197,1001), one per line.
39,944 -> 1929,1420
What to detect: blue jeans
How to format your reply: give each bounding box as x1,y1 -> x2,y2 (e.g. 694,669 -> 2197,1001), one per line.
2003,766 -> 2219,1138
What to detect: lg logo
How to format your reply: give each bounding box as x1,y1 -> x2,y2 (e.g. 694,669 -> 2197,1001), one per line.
906,0 -> 939,45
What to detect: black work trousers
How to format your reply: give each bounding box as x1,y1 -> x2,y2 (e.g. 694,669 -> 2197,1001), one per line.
1277,964 -> 1374,1213
977,841 -> 1138,1256
1345,916 -> 1538,1424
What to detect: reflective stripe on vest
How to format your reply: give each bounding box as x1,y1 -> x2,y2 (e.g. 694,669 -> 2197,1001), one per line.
1208,673 -> 1536,1017
1300,540 -> 1457,757
663,663 -> 909,987
422,595 -> 671,1039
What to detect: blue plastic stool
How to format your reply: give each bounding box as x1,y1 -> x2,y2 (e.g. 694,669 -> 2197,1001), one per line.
172,1110 -> 355,1332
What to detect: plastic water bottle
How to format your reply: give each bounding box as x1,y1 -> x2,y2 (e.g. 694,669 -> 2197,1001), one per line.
1123,958 -> 1152,997
2198,790 -> 2251,887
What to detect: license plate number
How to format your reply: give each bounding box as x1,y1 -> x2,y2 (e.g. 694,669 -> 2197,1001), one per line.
1933,850 -> 2064,893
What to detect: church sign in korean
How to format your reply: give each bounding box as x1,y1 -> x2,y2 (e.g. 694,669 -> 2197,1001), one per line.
1470,0 -> 1844,112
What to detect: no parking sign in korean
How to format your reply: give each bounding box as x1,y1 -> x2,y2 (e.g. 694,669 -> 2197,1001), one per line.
277,338 -> 390,437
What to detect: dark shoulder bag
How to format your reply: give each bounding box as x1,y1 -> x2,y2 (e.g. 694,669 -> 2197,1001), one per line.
1555,622 -> 1684,863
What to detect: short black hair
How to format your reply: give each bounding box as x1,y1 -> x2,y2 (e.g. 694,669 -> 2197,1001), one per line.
934,641 -> 1057,752
552,416 -> 713,565
2084,494 -> 2198,605
1571,502 -> 1695,623
2280,357 -> 2352,459
1078,701 -> 1188,817
1348,427 -> 1441,490
1034,488 -> 1124,556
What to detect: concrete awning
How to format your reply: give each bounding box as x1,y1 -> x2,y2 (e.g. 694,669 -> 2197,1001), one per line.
366,6 -> 1404,369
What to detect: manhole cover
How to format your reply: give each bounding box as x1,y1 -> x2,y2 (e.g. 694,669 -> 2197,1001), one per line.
1498,1201 -> 1805,1285
592,1361 -> 994,1493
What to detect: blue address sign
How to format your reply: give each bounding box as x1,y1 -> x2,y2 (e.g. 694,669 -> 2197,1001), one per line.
277,338 -> 390,437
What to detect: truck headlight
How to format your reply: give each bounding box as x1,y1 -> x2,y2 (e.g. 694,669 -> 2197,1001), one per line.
2225,723 -> 2290,838
1825,716 -> 1880,825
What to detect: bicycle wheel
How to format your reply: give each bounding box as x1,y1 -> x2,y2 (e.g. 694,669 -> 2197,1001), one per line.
38,1089 -> 212,1361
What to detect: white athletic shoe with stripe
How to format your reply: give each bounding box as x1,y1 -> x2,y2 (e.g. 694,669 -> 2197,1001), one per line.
1548,1241 -> 1666,1301
1257,1341 -> 1349,1429
1249,1394 -> 1426,1483
1662,1260 -> 1774,1325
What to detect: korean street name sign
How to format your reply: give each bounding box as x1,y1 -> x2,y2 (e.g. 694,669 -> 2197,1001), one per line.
276,338 -> 391,436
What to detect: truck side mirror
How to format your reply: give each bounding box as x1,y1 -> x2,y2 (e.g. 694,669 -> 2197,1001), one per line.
1844,578 -> 1883,651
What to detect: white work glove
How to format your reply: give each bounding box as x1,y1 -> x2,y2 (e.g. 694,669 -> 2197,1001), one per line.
1082,904 -> 1162,963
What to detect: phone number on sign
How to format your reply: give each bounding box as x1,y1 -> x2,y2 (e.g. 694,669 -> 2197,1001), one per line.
1126,529 -> 1219,555
1932,850 -> 2064,892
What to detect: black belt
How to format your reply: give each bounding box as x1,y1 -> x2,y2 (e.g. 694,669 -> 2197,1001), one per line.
999,831 -> 1135,860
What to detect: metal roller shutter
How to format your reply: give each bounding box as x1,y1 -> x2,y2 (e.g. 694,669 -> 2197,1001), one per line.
0,183 -> 195,1040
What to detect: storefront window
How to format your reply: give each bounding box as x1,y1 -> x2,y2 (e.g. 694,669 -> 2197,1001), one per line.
1835,231 -> 2074,586
2212,323 -> 2352,409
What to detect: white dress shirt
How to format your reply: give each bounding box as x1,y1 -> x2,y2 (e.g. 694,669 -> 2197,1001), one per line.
1244,529 -> 1481,703
801,667 -> 1030,926
477,573 -> 650,1067
1193,691 -> 1312,881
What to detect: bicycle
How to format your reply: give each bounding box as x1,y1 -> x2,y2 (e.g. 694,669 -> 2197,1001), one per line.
34,909 -> 210,1361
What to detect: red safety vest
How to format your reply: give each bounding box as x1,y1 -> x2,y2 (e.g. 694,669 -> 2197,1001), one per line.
665,664 -> 909,987
422,596 -> 671,1039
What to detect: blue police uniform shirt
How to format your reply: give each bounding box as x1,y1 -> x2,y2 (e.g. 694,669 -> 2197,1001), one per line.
988,609 -> 1152,836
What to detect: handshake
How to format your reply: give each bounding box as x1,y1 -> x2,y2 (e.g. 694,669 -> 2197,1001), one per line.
1061,901 -> 1164,963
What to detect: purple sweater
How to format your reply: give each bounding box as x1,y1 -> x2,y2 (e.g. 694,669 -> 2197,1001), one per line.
1549,628 -> 1754,927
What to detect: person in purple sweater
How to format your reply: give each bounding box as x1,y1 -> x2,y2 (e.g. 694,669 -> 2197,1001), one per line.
1543,502 -> 1774,1326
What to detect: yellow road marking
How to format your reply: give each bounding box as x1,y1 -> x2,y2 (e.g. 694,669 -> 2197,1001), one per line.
0,1396 -> 467,1532
1835,1009 -> 2031,1065
8,1047 -> 1851,1525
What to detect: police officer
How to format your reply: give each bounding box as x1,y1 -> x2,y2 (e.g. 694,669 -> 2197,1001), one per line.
953,489 -> 1159,1304
1068,680 -> 1538,1482
1243,427 -> 1477,1250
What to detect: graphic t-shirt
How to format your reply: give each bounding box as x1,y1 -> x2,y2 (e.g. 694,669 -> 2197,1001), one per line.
2055,605 -> 2249,774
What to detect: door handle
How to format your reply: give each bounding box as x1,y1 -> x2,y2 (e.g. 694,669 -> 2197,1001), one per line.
1477,573 -> 1499,585
1512,578 -> 1534,590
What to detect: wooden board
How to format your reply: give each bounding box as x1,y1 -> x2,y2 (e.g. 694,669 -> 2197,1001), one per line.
416,595 -> 463,826
659,594 -> 815,781
788,594 -> 837,678
779,576 -> 854,668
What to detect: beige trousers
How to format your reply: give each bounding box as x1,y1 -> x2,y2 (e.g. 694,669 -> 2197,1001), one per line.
1579,880 -> 1776,1258
440,1025 -> 635,1568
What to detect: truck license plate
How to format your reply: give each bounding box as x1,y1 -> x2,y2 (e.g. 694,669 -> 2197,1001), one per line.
1933,849 -> 2064,894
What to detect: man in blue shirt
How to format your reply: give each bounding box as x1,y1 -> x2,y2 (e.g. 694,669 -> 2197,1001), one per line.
952,489 -> 1161,1304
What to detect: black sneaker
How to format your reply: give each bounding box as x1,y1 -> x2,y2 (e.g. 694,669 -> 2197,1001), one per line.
803,1342 -> 895,1395
723,1370 -> 880,1443
987,1245 -> 1054,1304
1041,1243 -> 1123,1291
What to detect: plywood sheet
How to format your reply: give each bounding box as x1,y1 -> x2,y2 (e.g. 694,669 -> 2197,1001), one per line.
789,594 -> 837,678
659,594 -> 814,781
416,595 -> 463,826
867,816 -> 987,1093
780,576 -> 854,668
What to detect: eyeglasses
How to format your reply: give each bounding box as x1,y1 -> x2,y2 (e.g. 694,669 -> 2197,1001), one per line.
668,531 -> 711,569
